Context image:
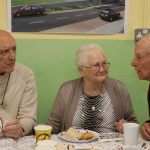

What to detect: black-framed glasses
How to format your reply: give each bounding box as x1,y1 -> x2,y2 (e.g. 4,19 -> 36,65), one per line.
81,62 -> 110,71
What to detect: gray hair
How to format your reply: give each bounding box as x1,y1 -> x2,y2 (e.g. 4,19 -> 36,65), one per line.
75,44 -> 104,67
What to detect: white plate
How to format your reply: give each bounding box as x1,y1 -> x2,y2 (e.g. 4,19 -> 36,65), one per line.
123,146 -> 143,150
58,129 -> 99,143
99,132 -> 123,142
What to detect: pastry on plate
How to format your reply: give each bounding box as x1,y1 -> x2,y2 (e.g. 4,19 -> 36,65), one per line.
65,127 -> 83,140
83,132 -> 94,140
65,127 -> 94,140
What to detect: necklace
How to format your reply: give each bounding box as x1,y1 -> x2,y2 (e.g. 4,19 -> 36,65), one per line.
91,105 -> 102,112
82,93 -> 102,112
0,73 -> 10,107
80,94 -> 104,130
92,105 -> 96,111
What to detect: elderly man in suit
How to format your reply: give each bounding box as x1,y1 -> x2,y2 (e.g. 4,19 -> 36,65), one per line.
131,35 -> 150,140
0,29 -> 37,139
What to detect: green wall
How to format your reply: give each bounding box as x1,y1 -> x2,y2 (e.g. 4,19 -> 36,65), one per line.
16,39 -> 149,124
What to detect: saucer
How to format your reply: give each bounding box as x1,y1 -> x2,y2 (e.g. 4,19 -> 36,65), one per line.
123,146 -> 142,150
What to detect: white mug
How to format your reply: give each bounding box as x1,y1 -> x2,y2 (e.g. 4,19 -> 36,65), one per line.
123,122 -> 139,146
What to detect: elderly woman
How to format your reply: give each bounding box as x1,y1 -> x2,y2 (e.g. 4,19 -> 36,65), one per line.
48,44 -> 138,134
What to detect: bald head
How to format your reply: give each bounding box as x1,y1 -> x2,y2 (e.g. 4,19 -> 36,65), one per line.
0,29 -> 11,35
0,29 -> 16,74
0,29 -> 15,43
135,35 -> 150,54
131,35 -> 150,81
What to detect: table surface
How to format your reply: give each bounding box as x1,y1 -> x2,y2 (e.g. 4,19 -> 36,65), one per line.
0,134 -> 150,150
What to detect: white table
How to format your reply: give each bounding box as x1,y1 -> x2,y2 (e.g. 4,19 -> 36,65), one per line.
0,134 -> 150,150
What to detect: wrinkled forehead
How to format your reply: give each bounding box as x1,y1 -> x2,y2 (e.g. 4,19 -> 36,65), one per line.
0,31 -> 16,49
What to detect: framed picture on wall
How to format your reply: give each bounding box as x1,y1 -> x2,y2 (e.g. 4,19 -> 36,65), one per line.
7,0 -> 11,32
10,0 -> 128,34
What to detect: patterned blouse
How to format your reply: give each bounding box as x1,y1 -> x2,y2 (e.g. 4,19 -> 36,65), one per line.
72,89 -> 117,133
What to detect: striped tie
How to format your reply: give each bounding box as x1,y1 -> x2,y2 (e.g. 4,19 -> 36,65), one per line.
148,84 -> 150,116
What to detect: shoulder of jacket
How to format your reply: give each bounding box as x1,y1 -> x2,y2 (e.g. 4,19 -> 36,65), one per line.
14,63 -> 34,75
106,77 -> 126,89
60,78 -> 81,89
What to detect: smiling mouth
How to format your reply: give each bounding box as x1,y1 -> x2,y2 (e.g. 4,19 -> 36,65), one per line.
96,73 -> 106,77
97,71 -> 106,74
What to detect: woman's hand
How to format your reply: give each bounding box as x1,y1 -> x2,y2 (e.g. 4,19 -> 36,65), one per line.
115,119 -> 127,133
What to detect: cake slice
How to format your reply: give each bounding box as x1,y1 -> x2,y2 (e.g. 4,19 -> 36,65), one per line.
65,127 -> 83,140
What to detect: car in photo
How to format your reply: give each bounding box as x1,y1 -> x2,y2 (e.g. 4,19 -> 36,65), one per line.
12,5 -> 45,17
99,8 -> 121,22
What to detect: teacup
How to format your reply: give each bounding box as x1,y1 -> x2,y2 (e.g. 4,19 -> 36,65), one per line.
123,123 -> 139,146
34,124 -> 52,142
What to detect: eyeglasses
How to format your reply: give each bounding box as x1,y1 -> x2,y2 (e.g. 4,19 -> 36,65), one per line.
81,62 -> 110,71
0,47 -> 16,56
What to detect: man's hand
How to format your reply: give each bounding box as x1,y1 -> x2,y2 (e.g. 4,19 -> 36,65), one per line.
115,119 -> 127,133
2,119 -> 23,139
141,122 -> 150,141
